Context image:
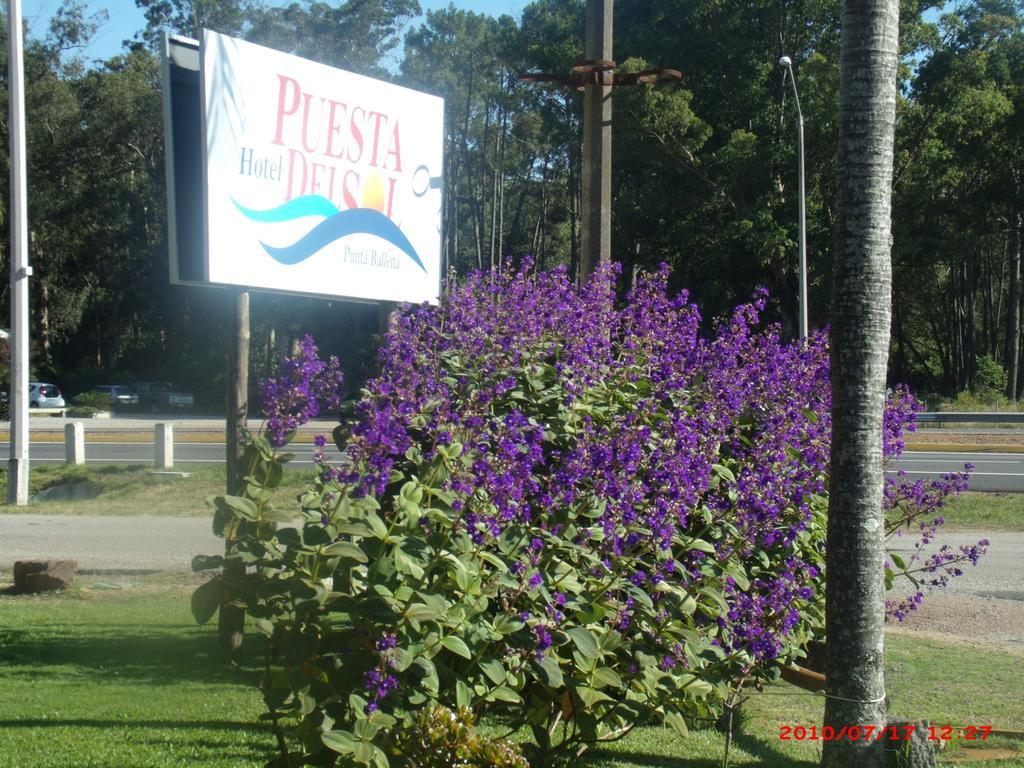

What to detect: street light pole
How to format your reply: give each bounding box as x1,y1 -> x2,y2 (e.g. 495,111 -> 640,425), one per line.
7,0 -> 31,505
779,55 -> 808,341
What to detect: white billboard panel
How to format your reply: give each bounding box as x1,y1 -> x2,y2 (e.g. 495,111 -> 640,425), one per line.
201,30 -> 444,303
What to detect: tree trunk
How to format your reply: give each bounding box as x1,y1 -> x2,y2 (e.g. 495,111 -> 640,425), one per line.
1006,210 -> 1021,399
893,303 -> 908,384
822,0 -> 899,765
964,249 -> 979,386
39,280 -> 53,365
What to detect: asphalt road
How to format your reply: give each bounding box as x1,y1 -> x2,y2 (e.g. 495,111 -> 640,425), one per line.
891,451 -> 1023,492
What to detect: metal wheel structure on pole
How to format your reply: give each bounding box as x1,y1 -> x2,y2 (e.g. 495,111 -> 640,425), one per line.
520,0 -> 680,285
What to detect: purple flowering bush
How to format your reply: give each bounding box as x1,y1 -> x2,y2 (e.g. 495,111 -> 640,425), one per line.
880,389 -> 987,621
194,264 -> 982,766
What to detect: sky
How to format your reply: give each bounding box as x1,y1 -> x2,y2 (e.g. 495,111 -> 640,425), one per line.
21,0 -> 530,62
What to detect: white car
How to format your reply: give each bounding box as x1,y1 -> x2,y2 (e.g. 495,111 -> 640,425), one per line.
29,382 -> 66,408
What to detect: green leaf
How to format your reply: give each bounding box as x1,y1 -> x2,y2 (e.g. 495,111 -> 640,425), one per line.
566,626 -> 599,658
264,462 -> 284,489
712,463 -> 736,483
260,507 -> 294,523
190,577 -> 222,625
400,480 -> 424,504
367,710 -> 397,728
253,618 -> 274,637
223,495 -> 259,521
574,685 -> 611,708
336,521 -> 375,537
698,585 -> 729,613
412,656 -> 438,692
321,541 -> 368,562
591,667 -> 623,689
890,552 -> 907,571
450,560 -> 472,592
680,592 -> 697,614
321,730 -> 356,755
405,603 -> 442,622
395,545 -> 425,579
369,745 -> 389,768
480,658 -> 507,685
479,551 -> 509,572
665,709 -> 689,737
493,614 -> 525,635
365,514 -> 389,539
687,538 -> 716,554
680,674 -> 714,697
442,635 -> 472,659
456,679 -> 472,708
728,565 -> 751,591
487,686 -> 522,703
352,740 -> 382,765
532,655 -> 563,688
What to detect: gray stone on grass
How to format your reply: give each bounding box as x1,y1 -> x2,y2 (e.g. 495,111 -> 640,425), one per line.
13,560 -> 78,593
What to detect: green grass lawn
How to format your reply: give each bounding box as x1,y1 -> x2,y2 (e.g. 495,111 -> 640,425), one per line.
1,574 -> 1021,767
0,574 -> 269,767
0,464 -> 317,516
937,491 -> 1024,531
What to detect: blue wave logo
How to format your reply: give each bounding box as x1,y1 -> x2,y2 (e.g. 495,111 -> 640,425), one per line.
232,195 -> 426,273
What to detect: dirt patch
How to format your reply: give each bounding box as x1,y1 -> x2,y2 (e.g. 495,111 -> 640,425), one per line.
889,593 -> 1024,655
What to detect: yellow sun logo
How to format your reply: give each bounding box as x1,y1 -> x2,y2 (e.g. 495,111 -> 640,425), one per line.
361,172 -> 385,213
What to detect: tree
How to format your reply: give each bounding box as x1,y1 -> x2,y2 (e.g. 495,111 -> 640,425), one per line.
823,0 -> 900,765
890,1 -> 1024,394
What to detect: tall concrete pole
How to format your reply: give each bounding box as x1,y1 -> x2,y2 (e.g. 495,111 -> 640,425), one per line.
7,0 -> 31,505
579,0 -> 613,284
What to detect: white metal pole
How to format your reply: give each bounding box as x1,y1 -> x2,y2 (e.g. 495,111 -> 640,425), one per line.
780,56 -> 809,341
7,0 -> 31,505
797,109 -> 808,340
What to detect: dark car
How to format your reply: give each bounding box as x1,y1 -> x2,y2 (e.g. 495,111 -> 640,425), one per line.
91,385 -> 139,408
133,382 -> 194,412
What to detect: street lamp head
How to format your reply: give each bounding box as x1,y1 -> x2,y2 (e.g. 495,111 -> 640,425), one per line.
778,55 -> 793,68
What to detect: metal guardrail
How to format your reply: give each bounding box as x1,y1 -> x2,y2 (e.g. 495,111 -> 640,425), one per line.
917,411 -> 1024,424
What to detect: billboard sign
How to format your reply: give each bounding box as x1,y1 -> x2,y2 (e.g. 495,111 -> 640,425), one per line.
165,30 -> 444,304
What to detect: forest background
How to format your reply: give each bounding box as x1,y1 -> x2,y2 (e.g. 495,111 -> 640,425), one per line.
0,0 -> 1021,411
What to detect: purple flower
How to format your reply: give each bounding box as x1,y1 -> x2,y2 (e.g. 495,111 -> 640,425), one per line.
260,336 -> 344,447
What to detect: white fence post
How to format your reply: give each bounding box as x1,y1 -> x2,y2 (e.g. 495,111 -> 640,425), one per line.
64,422 -> 84,465
155,423 -> 173,469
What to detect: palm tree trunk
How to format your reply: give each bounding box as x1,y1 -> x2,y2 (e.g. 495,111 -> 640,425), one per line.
822,0 -> 900,765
